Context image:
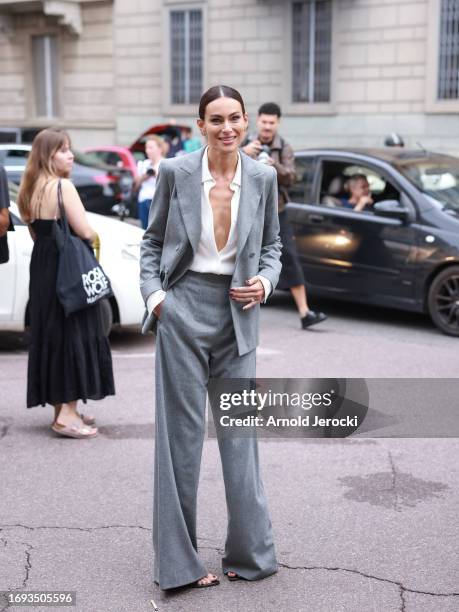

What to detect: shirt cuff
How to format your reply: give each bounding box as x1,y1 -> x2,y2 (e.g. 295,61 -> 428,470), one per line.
146,290 -> 166,315
256,275 -> 272,304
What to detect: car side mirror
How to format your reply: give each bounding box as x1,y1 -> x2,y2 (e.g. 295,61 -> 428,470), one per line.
373,200 -> 409,221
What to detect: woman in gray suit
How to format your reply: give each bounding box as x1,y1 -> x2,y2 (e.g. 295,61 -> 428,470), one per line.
140,85 -> 282,590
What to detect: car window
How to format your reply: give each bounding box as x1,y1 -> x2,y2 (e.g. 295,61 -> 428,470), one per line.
105,152 -> 122,166
4,149 -> 29,167
397,156 -> 459,212
289,156 -> 317,203
319,160 -> 401,213
85,151 -> 105,163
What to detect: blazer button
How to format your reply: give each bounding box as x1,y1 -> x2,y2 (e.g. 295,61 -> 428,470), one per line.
249,252 -> 255,258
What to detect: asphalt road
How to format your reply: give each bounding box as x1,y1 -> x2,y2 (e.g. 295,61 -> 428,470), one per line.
0,294 -> 458,611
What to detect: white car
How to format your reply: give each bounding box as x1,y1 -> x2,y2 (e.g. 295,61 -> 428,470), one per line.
0,199 -> 145,334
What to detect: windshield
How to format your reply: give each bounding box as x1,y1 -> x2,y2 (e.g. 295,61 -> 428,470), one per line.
397,156 -> 459,210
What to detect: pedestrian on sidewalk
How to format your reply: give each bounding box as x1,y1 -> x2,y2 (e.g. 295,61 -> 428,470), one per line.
140,85 -> 281,590
17,128 -> 115,438
242,102 -> 327,329
134,135 -> 165,230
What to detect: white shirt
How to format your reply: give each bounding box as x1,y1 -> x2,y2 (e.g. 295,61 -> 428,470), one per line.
137,158 -> 161,202
189,145 -> 241,274
146,146 -> 271,314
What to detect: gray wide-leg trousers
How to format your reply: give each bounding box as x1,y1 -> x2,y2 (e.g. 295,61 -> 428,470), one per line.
153,270 -> 277,590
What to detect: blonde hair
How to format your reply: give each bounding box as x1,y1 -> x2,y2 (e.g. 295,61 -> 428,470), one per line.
17,128 -> 71,223
145,134 -> 167,155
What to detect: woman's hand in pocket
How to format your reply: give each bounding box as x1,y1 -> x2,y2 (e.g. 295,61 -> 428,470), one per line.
153,301 -> 163,319
147,291 -> 167,320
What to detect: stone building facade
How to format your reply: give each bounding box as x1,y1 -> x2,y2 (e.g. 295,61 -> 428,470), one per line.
0,0 -> 458,153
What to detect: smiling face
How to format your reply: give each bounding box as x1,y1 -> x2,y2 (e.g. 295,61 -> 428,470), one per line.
197,96 -> 248,153
51,139 -> 74,177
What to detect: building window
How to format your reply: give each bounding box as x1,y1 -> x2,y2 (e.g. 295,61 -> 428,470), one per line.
31,35 -> 59,118
170,9 -> 203,105
438,0 -> 459,99
292,0 -> 332,103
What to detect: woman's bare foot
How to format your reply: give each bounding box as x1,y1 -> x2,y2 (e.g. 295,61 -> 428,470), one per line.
195,573 -> 219,587
227,571 -> 238,579
54,403 -> 97,434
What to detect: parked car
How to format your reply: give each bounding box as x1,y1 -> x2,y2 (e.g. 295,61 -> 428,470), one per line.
0,185 -> 144,335
83,145 -> 139,176
83,122 -> 194,174
287,148 -> 459,336
0,144 -> 134,218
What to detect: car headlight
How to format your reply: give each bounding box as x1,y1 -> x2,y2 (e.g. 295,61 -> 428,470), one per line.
121,243 -> 140,261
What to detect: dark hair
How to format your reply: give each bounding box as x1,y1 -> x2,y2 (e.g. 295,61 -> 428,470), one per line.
258,102 -> 281,118
198,85 -> 246,120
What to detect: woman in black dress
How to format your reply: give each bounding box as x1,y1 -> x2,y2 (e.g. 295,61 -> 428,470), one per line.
17,128 -> 115,438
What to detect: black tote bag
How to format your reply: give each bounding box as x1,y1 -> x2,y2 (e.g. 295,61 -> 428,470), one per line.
55,180 -> 113,316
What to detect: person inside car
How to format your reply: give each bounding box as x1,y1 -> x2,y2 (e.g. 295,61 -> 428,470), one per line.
341,174 -> 374,212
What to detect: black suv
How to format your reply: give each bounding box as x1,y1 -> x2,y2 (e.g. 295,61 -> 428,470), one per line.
287,148 -> 459,336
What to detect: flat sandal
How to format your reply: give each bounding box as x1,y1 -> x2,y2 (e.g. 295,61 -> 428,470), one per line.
51,420 -> 98,439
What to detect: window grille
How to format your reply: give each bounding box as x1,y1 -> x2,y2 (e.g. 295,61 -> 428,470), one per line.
438,0 -> 459,99
170,9 -> 203,104
292,0 -> 332,103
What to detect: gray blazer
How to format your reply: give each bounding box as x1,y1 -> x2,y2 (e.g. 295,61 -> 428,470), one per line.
139,147 -> 282,356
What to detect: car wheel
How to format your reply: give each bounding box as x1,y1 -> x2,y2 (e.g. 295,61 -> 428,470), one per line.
99,298 -> 113,337
427,265 -> 459,336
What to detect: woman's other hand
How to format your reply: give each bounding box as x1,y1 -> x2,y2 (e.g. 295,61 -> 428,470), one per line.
146,291 -> 166,320
230,277 -> 265,310
153,302 -> 162,319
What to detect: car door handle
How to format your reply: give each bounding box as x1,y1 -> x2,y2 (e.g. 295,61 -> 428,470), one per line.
308,214 -> 324,224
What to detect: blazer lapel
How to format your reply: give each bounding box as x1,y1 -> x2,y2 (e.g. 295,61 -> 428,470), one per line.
175,148 -> 262,260
236,154 -> 263,265
175,148 -> 204,253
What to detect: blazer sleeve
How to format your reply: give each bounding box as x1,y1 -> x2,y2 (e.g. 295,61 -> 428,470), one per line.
139,161 -> 172,303
257,167 -> 282,293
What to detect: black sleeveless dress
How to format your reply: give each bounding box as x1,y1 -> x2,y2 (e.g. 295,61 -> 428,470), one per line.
27,219 -> 115,408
